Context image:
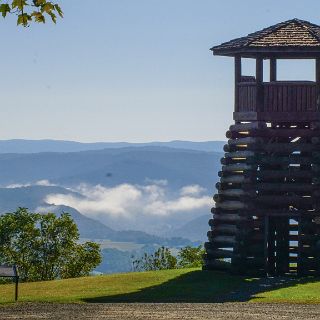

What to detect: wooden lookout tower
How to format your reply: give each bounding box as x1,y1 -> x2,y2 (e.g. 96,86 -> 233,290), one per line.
204,19 -> 320,276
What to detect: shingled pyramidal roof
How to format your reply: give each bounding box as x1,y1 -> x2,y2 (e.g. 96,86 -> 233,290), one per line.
212,19 -> 320,57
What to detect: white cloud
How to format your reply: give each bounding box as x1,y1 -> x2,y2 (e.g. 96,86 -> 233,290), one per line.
46,184 -> 142,217
35,205 -> 58,213
5,183 -> 30,189
44,183 -> 211,219
144,196 -> 210,216
180,185 -> 206,196
35,180 -> 56,187
144,178 -> 168,186
5,180 -> 56,188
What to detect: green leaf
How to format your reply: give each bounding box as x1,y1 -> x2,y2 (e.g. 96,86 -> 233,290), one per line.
0,4 -> 11,18
12,0 -> 27,10
41,2 -> 54,14
31,11 -> 45,23
54,4 -> 63,18
17,13 -> 31,26
2,1 -> 63,26
33,0 -> 46,6
48,11 -> 56,23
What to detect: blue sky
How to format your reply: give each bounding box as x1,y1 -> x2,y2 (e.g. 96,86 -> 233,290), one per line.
0,0 -> 319,142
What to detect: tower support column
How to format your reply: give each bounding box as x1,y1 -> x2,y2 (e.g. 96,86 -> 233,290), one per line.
204,121 -> 320,276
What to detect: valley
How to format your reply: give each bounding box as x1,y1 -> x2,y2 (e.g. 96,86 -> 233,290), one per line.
0,139 -> 223,273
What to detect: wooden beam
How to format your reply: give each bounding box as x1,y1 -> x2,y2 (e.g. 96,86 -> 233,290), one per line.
206,248 -> 233,259
207,233 -> 236,246
204,259 -> 231,271
225,142 -> 317,153
209,214 -> 245,223
316,58 -> 320,111
229,122 -> 266,131
234,111 -> 320,122
270,58 -> 277,82
256,57 -> 264,112
215,200 -> 249,210
227,137 -> 264,145
275,217 -> 290,275
235,56 -> 242,112
226,128 -> 320,139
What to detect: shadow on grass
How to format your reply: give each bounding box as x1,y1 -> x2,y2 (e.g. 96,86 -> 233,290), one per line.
83,270 -> 320,303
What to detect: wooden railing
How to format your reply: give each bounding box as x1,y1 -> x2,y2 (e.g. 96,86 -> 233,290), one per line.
263,81 -> 317,112
238,82 -> 256,112
237,81 -> 318,113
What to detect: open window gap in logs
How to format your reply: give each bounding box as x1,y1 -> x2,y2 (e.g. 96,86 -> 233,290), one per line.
204,19 -> 320,277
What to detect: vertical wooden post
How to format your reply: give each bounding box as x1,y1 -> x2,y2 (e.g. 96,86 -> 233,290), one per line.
267,217 -> 276,276
275,217 -> 289,275
283,217 -> 290,274
316,58 -> 320,110
256,56 -> 264,112
234,56 -> 242,112
270,58 -> 277,82
264,215 -> 269,275
297,216 -> 303,276
15,276 -> 19,302
13,265 -> 19,302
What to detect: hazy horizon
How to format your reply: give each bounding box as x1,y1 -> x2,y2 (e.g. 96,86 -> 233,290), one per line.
0,138 -> 225,143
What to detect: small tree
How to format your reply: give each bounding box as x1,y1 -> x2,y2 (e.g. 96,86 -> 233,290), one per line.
133,246 -> 177,271
178,245 -> 205,268
0,208 -> 102,282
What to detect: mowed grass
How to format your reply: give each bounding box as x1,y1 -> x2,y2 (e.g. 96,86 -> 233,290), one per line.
253,279 -> 320,303
1,268 -> 320,304
0,268 -> 245,304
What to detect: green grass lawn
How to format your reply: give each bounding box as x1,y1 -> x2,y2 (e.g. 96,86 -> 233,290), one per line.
0,268 -> 320,304
253,279 -> 320,303
0,268 -> 245,304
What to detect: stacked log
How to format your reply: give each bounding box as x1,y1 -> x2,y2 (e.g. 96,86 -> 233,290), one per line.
204,121 -> 320,276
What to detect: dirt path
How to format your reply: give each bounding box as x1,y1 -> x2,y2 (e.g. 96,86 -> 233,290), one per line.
0,303 -> 320,320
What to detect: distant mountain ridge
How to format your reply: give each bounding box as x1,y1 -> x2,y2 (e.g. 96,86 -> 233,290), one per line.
0,143 -> 219,273
0,185 -> 192,246
0,139 -> 225,154
0,144 -> 219,246
167,214 -> 211,242
0,146 -> 222,190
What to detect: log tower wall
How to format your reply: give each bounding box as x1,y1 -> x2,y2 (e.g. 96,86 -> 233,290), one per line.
204,121 -> 320,276
205,19 -> 320,276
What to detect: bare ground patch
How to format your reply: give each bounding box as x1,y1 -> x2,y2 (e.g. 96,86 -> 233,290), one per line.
0,303 -> 320,320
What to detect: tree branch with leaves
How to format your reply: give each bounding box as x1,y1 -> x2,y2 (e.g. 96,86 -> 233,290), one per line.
0,0 -> 63,26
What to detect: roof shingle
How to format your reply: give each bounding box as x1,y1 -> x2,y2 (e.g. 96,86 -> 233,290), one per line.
212,19 -> 320,57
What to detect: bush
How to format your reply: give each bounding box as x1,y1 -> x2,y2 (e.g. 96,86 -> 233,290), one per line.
133,246 -> 177,271
132,245 -> 205,271
0,208 -> 102,282
178,245 -> 205,268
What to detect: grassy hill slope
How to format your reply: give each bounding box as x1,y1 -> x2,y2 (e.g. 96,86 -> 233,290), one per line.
1,269 -> 320,304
